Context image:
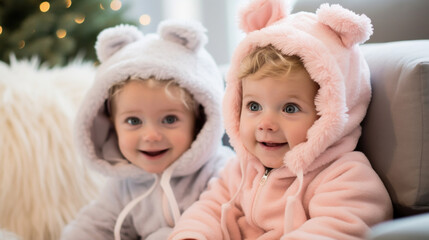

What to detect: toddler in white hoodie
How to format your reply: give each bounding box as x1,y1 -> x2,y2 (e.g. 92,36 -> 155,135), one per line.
61,19 -> 234,240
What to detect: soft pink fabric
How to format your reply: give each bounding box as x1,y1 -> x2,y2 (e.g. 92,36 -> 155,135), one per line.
169,1 -> 392,239
317,4 -> 373,48
227,11 -> 374,175
239,0 -> 288,33
171,153 -> 391,239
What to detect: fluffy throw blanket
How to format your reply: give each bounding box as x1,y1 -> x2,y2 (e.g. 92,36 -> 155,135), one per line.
0,56 -> 104,240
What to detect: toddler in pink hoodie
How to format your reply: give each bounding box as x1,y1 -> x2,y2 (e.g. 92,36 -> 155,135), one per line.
169,0 -> 393,239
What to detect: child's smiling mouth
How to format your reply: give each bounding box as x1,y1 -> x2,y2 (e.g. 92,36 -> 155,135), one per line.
141,149 -> 168,157
260,141 -> 287,148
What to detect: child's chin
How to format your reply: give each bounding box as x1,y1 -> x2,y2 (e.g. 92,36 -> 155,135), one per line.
140,164 -> 168,174
259,157 -> 284,169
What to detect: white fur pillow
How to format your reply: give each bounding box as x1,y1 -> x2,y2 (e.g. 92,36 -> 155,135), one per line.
0,57 -> 104,240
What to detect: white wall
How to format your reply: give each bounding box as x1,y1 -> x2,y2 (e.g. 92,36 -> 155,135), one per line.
124,0 -> 248,66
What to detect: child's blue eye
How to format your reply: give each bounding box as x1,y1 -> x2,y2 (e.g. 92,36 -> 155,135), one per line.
248,102 -> 261,111
126,117 -> 142,125
162,115 -> 178,124
283,104 -> 300,113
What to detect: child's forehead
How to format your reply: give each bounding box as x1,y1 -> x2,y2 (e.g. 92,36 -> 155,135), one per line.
244,64 -> 312,84
242,69 -> 318,100
116,78 -> 182,96
118,80 -> 181,98
114,85 -> 189,110
113,79 -> 197,114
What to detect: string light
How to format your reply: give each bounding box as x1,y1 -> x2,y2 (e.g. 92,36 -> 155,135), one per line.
74,16 -> 85,24
56,29 -> 67,38
139,14 -> 151,26
110,0 -> 122,11
18,40 -> 25,49
40,2 -> 50,12
65,0 -> 72,8
0,26 -> 3,35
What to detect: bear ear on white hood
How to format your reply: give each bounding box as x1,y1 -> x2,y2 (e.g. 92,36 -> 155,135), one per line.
95,24 -> 143,63
317,3 -> 373,48
158,19 -> 208,52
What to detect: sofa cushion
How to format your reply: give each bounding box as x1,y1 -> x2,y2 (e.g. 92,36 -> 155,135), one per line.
358,40 -> 429,217
292,0 -> 429,43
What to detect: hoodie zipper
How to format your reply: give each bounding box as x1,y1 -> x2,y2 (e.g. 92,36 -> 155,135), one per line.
251,167 -> 273,225
259,167 -> 272,185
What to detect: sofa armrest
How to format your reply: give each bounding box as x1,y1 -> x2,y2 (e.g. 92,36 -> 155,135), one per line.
358,40 -> 429,217
367,213 -> 429,240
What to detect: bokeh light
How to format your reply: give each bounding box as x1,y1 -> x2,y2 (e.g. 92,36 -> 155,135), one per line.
65,0 -> 72,8
56,29 -> 67,38
110,0 -> 122,11
74,16 -> 85,24
139,14 -> 151,26
40,2 -> 50,12
18,40 -> 25,49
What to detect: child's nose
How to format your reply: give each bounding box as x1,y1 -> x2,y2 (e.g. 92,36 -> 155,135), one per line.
257,113 -> 278,132
142,126 -> 162,142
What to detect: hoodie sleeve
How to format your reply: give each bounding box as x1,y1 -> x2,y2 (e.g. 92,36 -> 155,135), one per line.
169,158 -> 241,240
61,179 -> 138,240
281,152 -> 393,240
146,227 -> 173,240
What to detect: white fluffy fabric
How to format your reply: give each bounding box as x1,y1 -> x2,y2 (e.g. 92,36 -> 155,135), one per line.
0,229 -> 21,240
0,56 -> 104,240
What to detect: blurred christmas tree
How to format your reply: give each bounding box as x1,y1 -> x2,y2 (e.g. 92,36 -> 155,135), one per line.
0,0 -> 136,66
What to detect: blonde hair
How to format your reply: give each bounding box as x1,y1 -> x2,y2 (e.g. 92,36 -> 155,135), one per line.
108,77 -> 199,117
238,45 -> 306,80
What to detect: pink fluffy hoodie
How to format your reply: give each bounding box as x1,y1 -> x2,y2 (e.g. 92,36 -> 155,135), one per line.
169,0 -> 393,239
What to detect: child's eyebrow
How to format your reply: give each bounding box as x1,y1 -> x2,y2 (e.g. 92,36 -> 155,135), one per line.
242,93 -> 255,98
285,94 -> 315,105
115,109 -> 140,116
241,94 -> 260,102
161,108 -> 187,113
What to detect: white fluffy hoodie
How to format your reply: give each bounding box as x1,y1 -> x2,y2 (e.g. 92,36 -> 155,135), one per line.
61,19 -> 234,240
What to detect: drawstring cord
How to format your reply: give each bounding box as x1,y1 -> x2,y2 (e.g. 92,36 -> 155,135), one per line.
113,165 -> 181,240
114,174 -> 159,240
221,156 -> 247,240
160,166 -> 181,224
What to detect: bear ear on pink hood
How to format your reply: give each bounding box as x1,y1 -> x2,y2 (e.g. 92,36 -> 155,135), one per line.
239,0 -> 290,33
317,3 -> 373,48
